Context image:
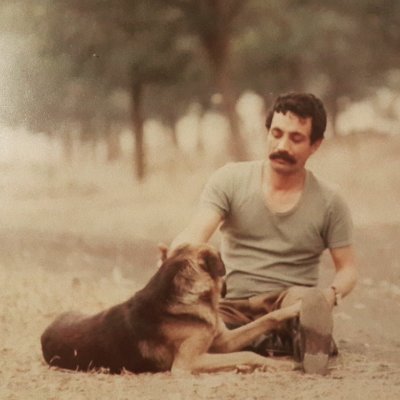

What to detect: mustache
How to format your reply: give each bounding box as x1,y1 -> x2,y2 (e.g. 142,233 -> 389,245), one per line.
269,151 -> 296,165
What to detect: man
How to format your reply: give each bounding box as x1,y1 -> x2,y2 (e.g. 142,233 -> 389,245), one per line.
170,92 -> 357,374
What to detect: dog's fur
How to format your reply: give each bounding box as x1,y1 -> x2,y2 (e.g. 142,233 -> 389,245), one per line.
41,243 -> 299,374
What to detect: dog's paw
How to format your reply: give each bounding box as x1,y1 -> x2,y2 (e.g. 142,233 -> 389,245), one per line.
235,364 -> 259,374
263,358 -> 294,372
269,301 -> 301,322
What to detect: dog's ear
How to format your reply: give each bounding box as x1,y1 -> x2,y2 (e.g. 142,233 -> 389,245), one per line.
220,279 -> 227,298
158,243 -> 169,263
198,248 -> 226,278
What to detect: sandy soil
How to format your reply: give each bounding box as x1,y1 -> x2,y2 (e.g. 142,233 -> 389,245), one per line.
1,134 -> 400,399
1,226 -> 400,400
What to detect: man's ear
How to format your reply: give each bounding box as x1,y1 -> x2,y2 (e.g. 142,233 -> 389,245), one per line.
198,248 -> 226,278
311,138 -> 323,154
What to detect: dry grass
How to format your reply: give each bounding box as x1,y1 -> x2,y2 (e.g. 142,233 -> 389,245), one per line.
1,262 -> 400,400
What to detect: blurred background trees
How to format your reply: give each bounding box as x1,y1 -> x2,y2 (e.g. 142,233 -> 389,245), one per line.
0,0 -> 399,180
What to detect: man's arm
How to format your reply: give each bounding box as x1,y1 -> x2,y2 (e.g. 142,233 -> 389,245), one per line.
323,245 -> 358,307
170,207 -> 223,250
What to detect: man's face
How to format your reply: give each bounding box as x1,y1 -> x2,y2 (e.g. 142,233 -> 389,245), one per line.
266,111 -> 322,175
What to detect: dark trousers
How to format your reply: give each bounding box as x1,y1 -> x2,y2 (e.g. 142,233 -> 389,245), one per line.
218,287 -> 335,358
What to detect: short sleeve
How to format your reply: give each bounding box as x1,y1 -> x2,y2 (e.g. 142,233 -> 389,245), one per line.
323,192 -> 353,249
199,163 -> 234,217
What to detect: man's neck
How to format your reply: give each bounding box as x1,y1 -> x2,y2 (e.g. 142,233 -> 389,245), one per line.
264,162 -> 307,192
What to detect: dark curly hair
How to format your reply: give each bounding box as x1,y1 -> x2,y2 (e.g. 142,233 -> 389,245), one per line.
265,93 -> 327,144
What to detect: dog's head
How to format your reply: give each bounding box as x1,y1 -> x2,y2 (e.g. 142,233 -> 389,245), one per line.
157,243 -> 226,306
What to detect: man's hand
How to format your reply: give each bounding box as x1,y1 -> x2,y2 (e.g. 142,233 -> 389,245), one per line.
322,287 -> 336,309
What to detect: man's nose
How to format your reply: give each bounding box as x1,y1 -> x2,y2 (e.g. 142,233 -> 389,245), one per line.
276,135 -> 290,151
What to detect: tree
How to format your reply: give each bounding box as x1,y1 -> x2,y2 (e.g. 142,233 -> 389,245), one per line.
2,0 -> 400,181
154,0 -> 249,160
44,1 -> 198,179
234,0 -> 400,135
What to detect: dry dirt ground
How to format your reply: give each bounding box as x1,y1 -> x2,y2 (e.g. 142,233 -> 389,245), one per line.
1,135 -> 400,399
1,226 -> 400,400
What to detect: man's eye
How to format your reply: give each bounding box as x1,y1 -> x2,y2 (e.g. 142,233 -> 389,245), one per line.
272,130 -> 282,138
292,135 -> 304,143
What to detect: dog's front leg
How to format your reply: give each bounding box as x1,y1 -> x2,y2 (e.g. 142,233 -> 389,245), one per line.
186,351 -> 292,373
170,332 -> 213,375
170,333 -> 285,374
211,301 -> 300,353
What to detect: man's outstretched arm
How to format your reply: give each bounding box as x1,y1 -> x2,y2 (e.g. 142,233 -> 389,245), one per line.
170,207 -> 223,250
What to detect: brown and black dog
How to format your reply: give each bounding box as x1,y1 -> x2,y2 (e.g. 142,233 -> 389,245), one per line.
41,243 -> 299,374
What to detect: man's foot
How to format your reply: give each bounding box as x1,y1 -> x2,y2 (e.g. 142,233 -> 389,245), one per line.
298,288 -> 333,375
252,331 -> 294,357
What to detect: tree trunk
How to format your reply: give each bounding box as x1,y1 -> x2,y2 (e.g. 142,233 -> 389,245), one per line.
196,108 -> 205,155
200,0 -> 247,161
328,98 -> 339,138
166,113 -> 179,148
216,62 -> 246,160
131,82 -> 145,181
61,126 -> 74,164
79,117 -> 97,162
105,121 -> 121,163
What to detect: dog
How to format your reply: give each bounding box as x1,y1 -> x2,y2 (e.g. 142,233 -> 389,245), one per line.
41,243 -> 300,374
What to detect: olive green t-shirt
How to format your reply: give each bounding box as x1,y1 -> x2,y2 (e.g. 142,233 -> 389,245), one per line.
200,161 -> 353,299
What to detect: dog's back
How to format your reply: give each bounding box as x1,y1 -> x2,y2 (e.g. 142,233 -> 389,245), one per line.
41,303 -> 148,373
41,283 -> 177,373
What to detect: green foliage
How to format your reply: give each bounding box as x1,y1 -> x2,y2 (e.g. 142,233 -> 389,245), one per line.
0,0 -> 399,135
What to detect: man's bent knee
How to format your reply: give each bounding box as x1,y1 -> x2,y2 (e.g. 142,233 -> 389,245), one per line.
279,286 -> 316,309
